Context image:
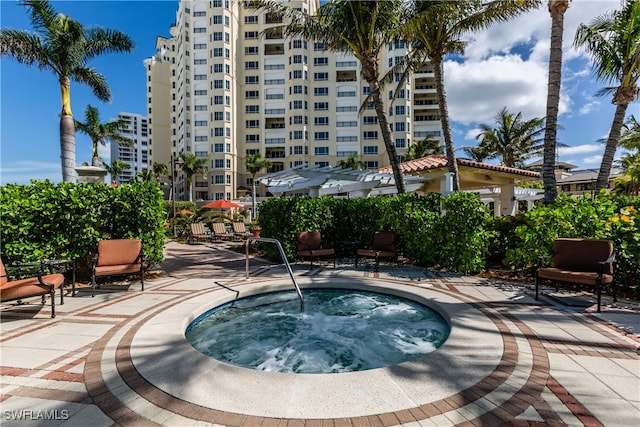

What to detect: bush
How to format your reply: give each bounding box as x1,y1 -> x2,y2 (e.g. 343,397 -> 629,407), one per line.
258,193 -> 491,274
1,180 -> 166,271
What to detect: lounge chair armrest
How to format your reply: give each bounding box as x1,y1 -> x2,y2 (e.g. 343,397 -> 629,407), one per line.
537,254 -> 552,268
597,249 -> 616,275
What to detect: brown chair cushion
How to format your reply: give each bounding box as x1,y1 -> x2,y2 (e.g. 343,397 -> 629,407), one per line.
552,238 -> 613,274
373,231 -> 397,252
0,273 -> 65,302
356,249 -> 397,259
94,264 -> 141,277
538,267 -> 614,286
298,248 -> 335,258
97,239 -> 142,267
297,231 -> 322,251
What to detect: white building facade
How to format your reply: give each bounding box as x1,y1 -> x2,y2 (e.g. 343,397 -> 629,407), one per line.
146,0 -> 441,201
111,112 -> 150,184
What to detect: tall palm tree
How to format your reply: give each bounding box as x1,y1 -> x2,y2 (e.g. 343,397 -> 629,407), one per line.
473,107 -> 545,168
574,1 -> 640,191
178,152 -> 208,202
135,169 -> 155,182
612,115 -> 640,196
257,0 -> 407,193
337,154 -> 366,170
399,0 -> 540,191
0,0 -> 134,182
542,0 -> 571,204
74,104 -> 131,167
404,138 -> 444,161
102,159 -> 130,185
245,152 -> 272,216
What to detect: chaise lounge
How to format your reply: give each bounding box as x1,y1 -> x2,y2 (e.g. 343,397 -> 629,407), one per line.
0,258 -> 66,318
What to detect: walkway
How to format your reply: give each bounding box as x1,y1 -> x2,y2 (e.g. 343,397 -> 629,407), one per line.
1,241 -> 638,426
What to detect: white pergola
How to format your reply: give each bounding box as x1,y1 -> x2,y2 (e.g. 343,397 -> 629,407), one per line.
256,164 -> 428,197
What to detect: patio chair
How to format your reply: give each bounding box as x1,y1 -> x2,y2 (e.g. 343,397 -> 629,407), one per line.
91,239 -> 144,297
189,222 -> 211,243
296,231 -> 336,268
210,222 -> 235,241
355,231 -> 399,271
1,258 -> 65,318
232,222 -> 251,239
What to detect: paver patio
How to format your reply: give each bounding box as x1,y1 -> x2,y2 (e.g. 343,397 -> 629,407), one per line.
1,240 -> 638,426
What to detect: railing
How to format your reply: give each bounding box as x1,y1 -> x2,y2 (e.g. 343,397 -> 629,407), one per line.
245,237 -> 304,312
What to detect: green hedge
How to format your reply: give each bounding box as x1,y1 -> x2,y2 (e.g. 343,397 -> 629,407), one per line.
258,192 -> 491,274
0,180 -> 166,269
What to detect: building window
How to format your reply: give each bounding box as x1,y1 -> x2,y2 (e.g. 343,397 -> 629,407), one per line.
314,102 -> 329,111
214,112 -> 224,120
214,143 -> 224,152
245,46 -> 259,55
363,116 -> 378,125
314,117 -> 329,126
213,47 -> 223,57
293,100 -> 303,109
246,119 -> 260,128
214,159 -> 224,168
314,87 -> 329,96
292,70 -> 302,79
213,63 -> 223,73
212,32 -> 223,41
213,79 -> 223,88
395,122 -> 406,132
363,131 -> 378,140
395,138 -> 406,148
245,90 -> 259,99
245,76 -> 259,84
363,146 -> 378,155
246,105 -> 259,113
314,57 -> 328,66
245,31 -> 258,39
245,16 -> 258,24
245,61 -> 259,70
314,147 -> 329,156
314,132 -> 329,141
313,42 -> 325,51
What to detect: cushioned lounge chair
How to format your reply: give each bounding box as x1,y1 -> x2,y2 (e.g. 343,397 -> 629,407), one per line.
296,231 -> 336,268
232,222 -> 251,239
91,239 -> 144,297
355,231 -> 399,271
0,258 -> 65,318
210,222 -> 235,241
189,222 -> 211,243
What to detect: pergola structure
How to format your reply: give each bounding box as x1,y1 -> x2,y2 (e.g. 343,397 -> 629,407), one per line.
257,155 -> 542,216
256,164 -> 428,197
379,155 -> 542,216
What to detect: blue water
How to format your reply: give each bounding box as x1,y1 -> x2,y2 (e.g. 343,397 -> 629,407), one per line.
185,289 -> 450,373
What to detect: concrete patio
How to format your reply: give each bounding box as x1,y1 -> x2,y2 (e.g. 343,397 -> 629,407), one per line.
1,240 -> 638,426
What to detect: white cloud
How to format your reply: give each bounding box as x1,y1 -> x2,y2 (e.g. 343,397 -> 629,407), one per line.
579,154 -> 604,166
445,54 -> 569,124
558,144 -> 602,156
578,101 -> 600,115
464,128 -> 482,141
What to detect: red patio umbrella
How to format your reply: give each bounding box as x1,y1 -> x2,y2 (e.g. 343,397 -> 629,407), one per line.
200,199 -> 243,209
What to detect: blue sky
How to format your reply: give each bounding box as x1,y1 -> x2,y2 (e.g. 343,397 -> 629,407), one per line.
0,0 -> 632,185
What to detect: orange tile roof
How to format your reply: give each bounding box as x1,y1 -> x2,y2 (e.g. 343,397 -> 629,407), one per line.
379,155 -> 540,178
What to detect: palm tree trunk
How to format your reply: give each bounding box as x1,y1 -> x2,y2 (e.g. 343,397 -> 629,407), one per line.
252,178 -> 257,218
59,76 -> 76,182
432,58 -> 460,191
365,72 -> 405,193
596,103 -> 628,191
542,1 -> 568,204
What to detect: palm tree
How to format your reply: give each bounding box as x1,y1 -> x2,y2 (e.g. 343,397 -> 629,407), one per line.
245,152 -> 272,216
0,0 -> 134,182
102,159 -> 130,185
399,0 -> 539,191
337,154 -> 366,170
473,107 -> 545,168
257,0 -> 407,193
542,0 -> 570,204
151,161 -> 169,183
612,115 -> 640,196
574,1 -> 640,192
74,104 -> 131,167
178,152 -> 208,202
404,138 -> 444,161
135,169 -> 155,182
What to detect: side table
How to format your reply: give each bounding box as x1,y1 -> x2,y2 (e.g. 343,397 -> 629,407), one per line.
44,259 -> 77,296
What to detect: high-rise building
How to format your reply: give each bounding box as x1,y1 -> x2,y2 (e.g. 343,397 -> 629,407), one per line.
146,0 -> 441,201
111,112 -> 150,184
